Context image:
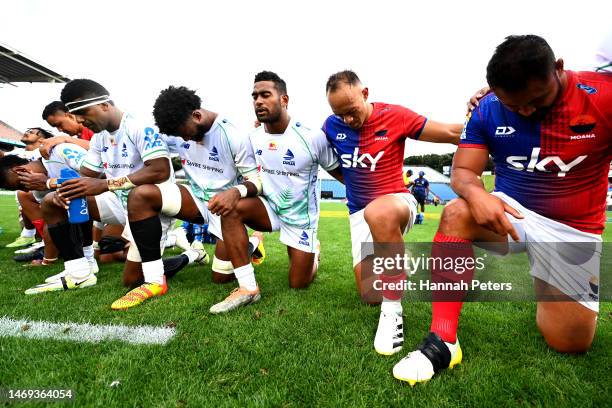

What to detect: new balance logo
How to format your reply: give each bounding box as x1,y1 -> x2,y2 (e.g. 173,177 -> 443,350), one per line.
506,147 -> 587,177
340,148 -> 384,171
495,126 -> 516,136
283,149 -> 295,165
299,231 -> 310,246
336,133 -> 347,140
209,146 -> 220,162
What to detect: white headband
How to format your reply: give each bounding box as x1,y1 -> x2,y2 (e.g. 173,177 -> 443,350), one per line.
66,94 -> 111,113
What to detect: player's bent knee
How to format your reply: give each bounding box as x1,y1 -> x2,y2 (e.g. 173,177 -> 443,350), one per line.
289,276 -> 312,289
537,308 -> 596,354
127,184 -> 161,212
540,328 -> 594,354
438,198 -> 472,232
363,206 -> 400,233
156,182 -> 182,217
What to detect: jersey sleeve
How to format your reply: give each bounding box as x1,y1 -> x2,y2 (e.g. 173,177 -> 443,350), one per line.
399,106 -> 427,140
459,107 -> 489,149
132,126 -> 170,161
230,132 -> 259,178
310,129 -> 339,171
55,143 -> 88,171
82,133 -> 104,172
162,134 -> 180,154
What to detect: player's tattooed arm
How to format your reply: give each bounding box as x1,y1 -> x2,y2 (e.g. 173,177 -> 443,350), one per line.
419,121 -> 462,145
452,147 -> 523,240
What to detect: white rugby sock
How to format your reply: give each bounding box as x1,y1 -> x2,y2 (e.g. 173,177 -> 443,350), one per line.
142,259 -> 165,284
83,245 -> 94,262
65,257 -> 91,280
234,264 -> 257,291
248,236 -> 260,250
381,297 -> 403,315
182,248 -> 199,264
21,227 -> 36,238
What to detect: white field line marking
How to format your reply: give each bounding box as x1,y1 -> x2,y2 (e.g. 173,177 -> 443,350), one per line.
0,316 -> 176,345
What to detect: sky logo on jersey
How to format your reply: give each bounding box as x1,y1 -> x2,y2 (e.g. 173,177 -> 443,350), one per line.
121,143 -> 128,157
340,148 -> 384,171
268,141 -> 277,151
506,147 -> 587,177
569,115 -> 596,134
577,83 -> 597,94
299,231 -> 310,246
495,126 -> 516,136
209,146 -> 220,162
283,149 -> 295,165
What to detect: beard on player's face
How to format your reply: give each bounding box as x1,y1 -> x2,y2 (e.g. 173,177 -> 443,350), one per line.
256,104 -> 282,124
191,123 -> 207,142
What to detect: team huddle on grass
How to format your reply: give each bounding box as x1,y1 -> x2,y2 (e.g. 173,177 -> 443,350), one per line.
0,34 -> 610,386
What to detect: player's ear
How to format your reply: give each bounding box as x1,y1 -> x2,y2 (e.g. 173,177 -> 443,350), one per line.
281,94 -> 289,108
192,109 -> 202,123
362,87 -> 369,101
555,58 -> 564,73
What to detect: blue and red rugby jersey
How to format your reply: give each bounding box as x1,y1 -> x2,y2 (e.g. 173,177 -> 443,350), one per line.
323,102 -> 427,214
460,71 -> 612,234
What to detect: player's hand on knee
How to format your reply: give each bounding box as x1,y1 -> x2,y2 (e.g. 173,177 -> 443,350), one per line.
208,188 -> 241,217
469,193 -> 522,241
58,178 -> 107,201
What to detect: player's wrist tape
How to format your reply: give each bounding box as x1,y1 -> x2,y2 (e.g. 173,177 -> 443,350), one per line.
107,176 -> 136,191
46,178 -> 58,190
234,184 -> 248,198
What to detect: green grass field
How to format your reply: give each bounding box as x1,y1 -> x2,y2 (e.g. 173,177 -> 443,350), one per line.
0,196 -> 610,407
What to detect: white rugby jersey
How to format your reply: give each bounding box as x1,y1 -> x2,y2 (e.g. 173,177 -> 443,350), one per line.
165,115 -> 258,202
43,143 -> 88,178
250,118 -> 339,228
82,113 -> 171,206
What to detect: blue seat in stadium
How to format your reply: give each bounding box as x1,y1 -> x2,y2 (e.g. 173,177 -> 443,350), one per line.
321,180 -> 346,199
429,183 -> 457,203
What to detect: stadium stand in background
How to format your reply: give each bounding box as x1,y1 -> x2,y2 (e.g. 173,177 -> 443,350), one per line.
319,165 -> 458,203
